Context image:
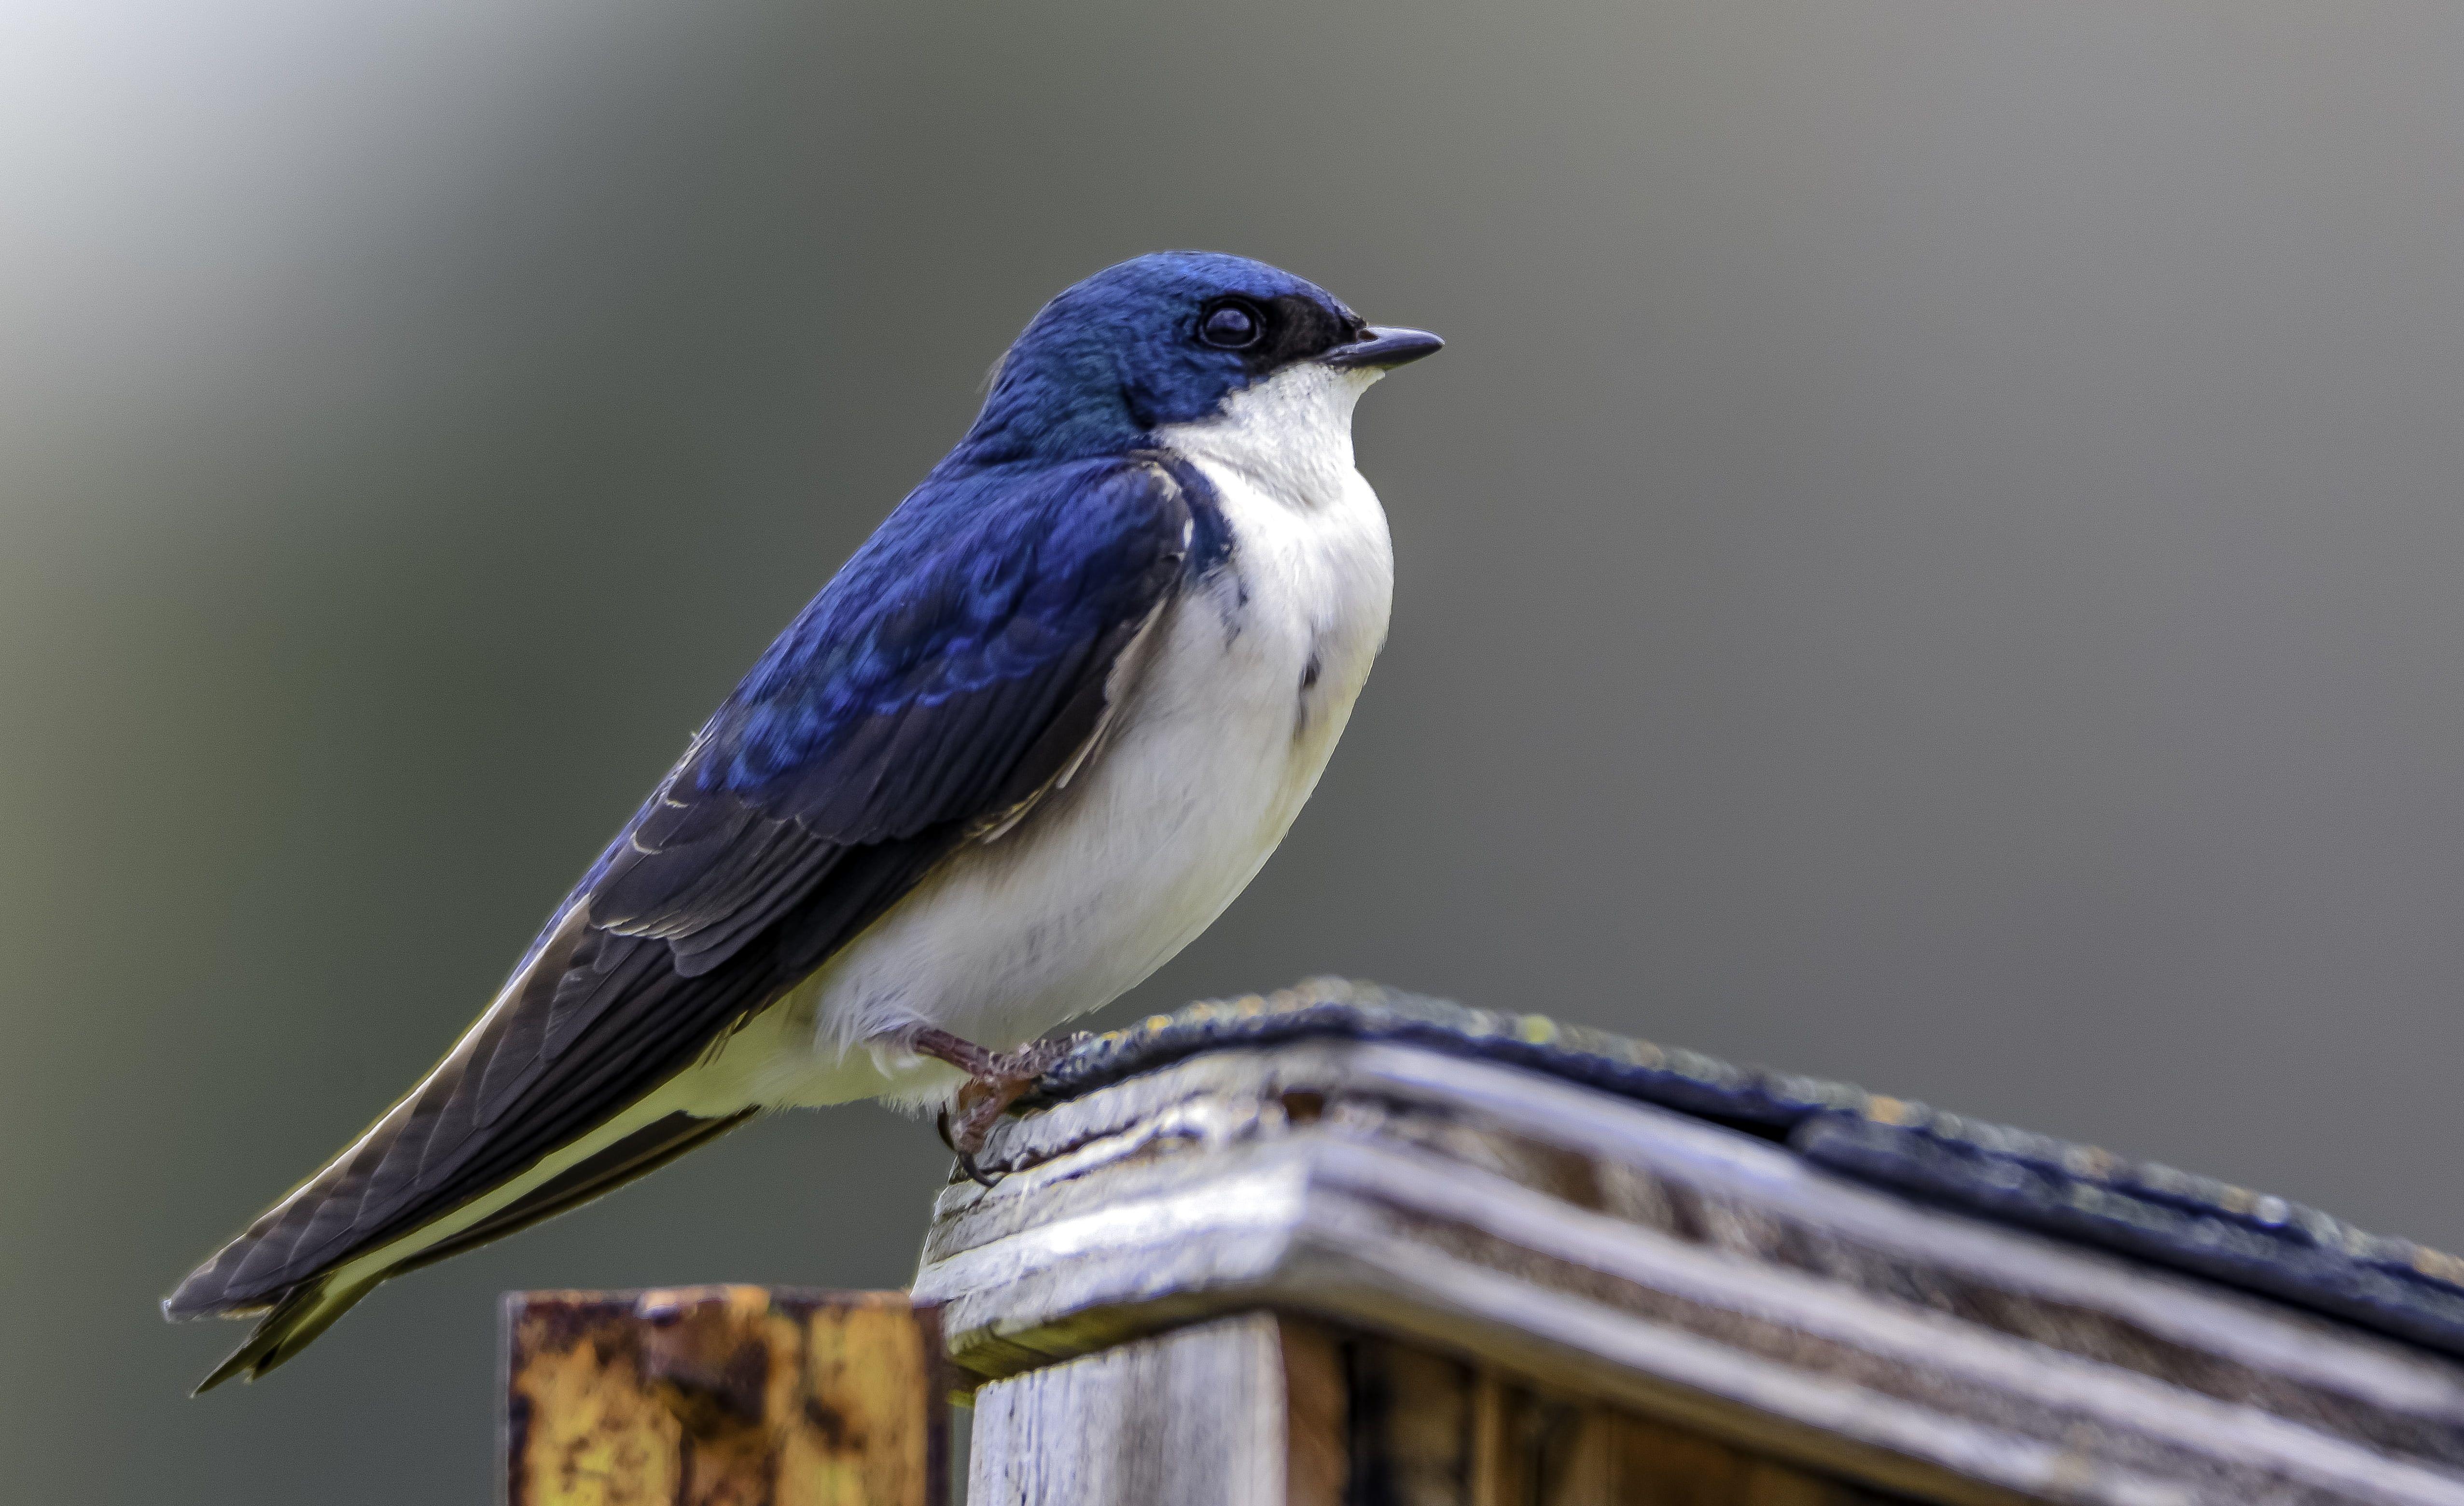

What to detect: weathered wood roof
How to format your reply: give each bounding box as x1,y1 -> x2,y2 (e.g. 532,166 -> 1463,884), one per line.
1016,978 -> 2464,1362
918,984 -> 2464,1504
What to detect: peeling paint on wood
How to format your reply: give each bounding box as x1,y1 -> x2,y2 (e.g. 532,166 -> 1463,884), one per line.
501,1286 -> 944,1506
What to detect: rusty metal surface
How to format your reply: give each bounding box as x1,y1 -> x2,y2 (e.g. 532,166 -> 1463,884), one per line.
1027,977 -> 2464,1361
501,1285 -> 944,1506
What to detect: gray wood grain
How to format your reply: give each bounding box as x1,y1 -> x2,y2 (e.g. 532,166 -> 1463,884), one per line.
919,1039 -> 2464,1506
968,1314 -> 1291,1506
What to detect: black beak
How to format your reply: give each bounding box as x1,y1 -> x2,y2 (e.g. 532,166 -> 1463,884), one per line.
1322,325 -> 1445,370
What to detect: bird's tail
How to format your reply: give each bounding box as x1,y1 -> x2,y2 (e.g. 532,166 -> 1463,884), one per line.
187,1274 -> 384,1394
167,1103 -> 762,1392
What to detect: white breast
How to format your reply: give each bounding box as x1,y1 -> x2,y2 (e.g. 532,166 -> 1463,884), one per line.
694,363 -> 1397,1114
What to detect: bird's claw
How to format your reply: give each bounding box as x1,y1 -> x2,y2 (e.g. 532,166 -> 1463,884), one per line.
935,1108 -> 1005,1187
914,1029 -> 1090,1185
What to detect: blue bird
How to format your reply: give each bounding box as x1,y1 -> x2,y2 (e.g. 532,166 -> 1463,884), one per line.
164,251 -> 1440,1389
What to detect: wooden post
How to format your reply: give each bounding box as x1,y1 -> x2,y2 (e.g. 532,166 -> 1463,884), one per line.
501,1285 -> 945,1506
966,1312 -> 1299,1506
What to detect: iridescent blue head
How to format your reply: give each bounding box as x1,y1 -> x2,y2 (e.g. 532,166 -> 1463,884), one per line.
947,251 -> 1442,469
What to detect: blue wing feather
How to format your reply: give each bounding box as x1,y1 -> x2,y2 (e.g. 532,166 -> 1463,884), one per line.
167,453 -> 1204,1322
705,455 -> 1186,803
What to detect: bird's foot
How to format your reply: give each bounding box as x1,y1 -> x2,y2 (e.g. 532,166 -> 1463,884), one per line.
911,1028 -> 1085,1185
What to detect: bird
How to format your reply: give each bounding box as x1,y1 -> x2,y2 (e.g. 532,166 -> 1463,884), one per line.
162,251 -> 1441,1391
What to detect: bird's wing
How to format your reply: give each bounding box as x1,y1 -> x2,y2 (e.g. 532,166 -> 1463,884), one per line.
167,455 -> 1199,1347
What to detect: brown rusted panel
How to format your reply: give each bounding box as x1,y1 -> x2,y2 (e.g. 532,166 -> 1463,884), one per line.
1468,1370 -> 1512,1506
1594,1407 -> 1906,1506
1278,1319 -> 1350,1506
1341,1335 -> 1476,1505
1606,1412 -> 1753,1506
502,1285 -> 945,1506
1453,1376 -> 1900,1506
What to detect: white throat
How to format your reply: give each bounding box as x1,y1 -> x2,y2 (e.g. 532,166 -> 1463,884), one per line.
1155,362 -> 1382,509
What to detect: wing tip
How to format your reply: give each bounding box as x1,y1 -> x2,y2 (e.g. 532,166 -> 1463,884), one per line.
163,1245 -> 275,1324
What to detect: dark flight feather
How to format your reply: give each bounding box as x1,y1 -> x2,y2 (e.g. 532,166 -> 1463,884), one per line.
167,453 -> 1211,1382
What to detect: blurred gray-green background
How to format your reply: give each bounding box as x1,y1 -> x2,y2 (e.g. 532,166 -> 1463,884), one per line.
5,0 -> 2462,1498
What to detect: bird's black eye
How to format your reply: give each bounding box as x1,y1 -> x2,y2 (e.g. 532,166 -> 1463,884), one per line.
1197,299 -> 1264,350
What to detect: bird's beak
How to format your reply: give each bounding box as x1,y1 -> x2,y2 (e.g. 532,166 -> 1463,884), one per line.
1322,325 -> 1445,370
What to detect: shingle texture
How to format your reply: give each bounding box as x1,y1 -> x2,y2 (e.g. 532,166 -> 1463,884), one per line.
1030,977 -> 2464,1360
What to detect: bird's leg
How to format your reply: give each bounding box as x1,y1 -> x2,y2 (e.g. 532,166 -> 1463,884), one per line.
908,1027 -> 1083,1185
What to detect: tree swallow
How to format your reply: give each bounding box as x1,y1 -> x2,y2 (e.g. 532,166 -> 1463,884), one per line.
163,251 -> 1440,1389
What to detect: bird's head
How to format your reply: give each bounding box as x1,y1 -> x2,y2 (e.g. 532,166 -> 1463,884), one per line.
948,251 -> 1441,469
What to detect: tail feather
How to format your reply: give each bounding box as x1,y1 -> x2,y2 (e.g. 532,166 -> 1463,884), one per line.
189,1275 -> 382,1394
167,1104 -> 758,1391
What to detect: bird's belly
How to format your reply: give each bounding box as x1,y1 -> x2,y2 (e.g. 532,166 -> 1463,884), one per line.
734,516 -> 1387,1109
746,613 -> 1346,1105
